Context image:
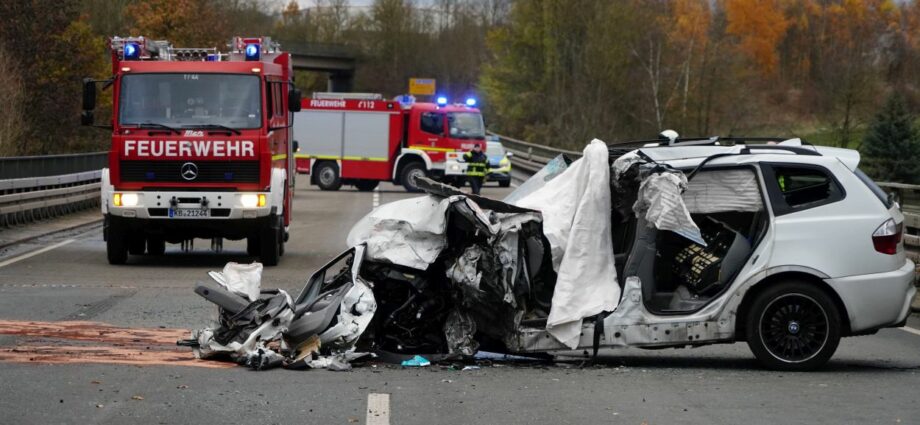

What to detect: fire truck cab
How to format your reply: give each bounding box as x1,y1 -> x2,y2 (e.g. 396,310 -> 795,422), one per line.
81,36 -> 301,266
293,93 -> 485,192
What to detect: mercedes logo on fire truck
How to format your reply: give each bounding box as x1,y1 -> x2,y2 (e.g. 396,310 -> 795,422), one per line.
181,162 -> 199,181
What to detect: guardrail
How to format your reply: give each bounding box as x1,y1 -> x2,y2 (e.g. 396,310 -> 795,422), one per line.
0,152 -> 106,227
491,131 -> 920,252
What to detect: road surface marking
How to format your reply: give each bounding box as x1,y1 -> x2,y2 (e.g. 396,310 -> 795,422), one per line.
366,393 -> 390,425
373,186 -> 380,209
0,239 -> 76,268
898,326 -> 920,337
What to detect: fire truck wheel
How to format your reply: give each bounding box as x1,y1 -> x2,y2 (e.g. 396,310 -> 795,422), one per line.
147,238 -> 166,256
107,232 -> 128,265
315,162 -> 342,191
247,236 -> 261,257
128,236 -> 146,256
260,221 -> 281,266
401,162 -> 427,193
279,227 -> 285,257
354,180 -> 379,192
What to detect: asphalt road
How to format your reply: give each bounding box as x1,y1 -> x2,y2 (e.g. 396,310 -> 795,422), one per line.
0,180 -> 919,424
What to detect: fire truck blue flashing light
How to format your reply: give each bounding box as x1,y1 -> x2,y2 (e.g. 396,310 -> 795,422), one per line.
465,97 -> 477,107
436,96 -> 448,106
124,43 -> 140,60
206,54 -> 218,62
245,44 -> 260,61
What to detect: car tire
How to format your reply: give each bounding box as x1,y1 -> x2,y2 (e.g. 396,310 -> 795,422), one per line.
354,180 -> 379,192
247,236 -> 260,257
745,281 -> 841,371
147,238 -> 166,256
106,226 -> 128,265
499,180 -> 511,188
260,219 -> 280,266
400,162 -> 426,193
315,161 -> 342,191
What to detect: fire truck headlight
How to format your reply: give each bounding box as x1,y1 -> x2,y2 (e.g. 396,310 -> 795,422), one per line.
245,44 -> 260,61
113,193 -> 122,207
120,193 -> 139,207
241,194 -> 259,208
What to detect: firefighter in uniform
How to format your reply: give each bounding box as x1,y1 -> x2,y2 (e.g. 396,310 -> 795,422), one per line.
463,144 -> 488,195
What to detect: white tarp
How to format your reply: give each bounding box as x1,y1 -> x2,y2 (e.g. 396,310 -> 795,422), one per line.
513,140 -> 620,349
346,195 -> 451,270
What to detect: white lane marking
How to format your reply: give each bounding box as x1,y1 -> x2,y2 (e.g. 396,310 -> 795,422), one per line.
0,239 -> 76,268
898,326 -> 920,337
372,186 -> 380,209
366,393 -> 390,425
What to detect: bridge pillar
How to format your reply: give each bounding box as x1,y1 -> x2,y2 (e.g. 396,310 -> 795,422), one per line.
328,72 -> 354,92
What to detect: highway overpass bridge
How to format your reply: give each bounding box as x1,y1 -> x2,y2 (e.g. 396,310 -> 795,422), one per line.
284,41 -> 356,92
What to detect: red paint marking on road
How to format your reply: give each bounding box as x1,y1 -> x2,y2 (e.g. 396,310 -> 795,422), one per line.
0,320 -> 234,368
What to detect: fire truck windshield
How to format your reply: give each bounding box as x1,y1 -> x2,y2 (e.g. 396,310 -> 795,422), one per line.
447,112 -> 485,139
119,73 -> 262,130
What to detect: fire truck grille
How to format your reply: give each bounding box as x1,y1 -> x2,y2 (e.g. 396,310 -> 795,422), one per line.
119,161 -> 260,183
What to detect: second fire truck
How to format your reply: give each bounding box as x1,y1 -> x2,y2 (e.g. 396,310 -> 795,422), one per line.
293,93 -> 486,192
81,36 -> 301,266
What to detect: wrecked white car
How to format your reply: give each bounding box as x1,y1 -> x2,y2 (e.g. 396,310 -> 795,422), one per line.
187,137 -> 915,371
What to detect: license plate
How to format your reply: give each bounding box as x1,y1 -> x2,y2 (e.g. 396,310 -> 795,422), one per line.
169,208 -> 209,218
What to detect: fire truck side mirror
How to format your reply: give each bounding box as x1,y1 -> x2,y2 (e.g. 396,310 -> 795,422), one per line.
82,78 -> 96,111
288,89 -> 302,112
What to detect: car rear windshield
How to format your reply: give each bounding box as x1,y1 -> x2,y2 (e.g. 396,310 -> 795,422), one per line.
854,168 -> 893,208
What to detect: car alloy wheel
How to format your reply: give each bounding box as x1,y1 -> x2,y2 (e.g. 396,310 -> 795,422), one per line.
759,293 -> 829,363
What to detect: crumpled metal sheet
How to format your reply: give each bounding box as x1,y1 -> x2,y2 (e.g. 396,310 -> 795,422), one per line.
346,195 -> 451,270
443,309 -> 478,356
192,289 -> 295,361
318,279 -> 377,350
633,171 -> 705,245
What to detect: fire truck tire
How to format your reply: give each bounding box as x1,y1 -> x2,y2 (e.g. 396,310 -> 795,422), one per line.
260,219 -> 281,266
128,236 -> 146,255
400,162 -> 427,193
107,231 -> 128,265
315,162 -> 342,191
247,236 -> 261,257
147,238 -> 166,256
354,180 -> 379,192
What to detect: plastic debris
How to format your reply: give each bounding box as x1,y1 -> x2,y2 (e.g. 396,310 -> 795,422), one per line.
401,355 -> 431,367
461,365 -> 480,371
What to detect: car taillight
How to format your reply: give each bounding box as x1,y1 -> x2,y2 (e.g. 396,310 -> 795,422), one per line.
872,218 -> 902,255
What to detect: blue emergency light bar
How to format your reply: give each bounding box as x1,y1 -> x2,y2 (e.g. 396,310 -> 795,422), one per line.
436,96 -> 448,106
465,97 -> 477,107
124,43 -> 140,60
245,44 -> 260,61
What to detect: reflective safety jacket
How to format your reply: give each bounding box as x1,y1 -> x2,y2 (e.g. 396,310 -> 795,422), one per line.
463,150 -> 488,177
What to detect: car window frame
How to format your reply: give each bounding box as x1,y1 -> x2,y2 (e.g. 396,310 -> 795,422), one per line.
760,162 -> 846,216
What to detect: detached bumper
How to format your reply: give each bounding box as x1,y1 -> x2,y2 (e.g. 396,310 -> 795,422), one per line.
825,259 -> 916,332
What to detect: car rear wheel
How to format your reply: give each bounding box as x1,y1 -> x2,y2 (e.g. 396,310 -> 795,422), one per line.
315,162 -> 342,191
400,162 -> 426,193
499,179 -> 511,188
745,281 -> 841,371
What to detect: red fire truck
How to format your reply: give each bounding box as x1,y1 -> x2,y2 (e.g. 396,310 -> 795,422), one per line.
293,93 -> 486,192
81,36 -> 301,266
